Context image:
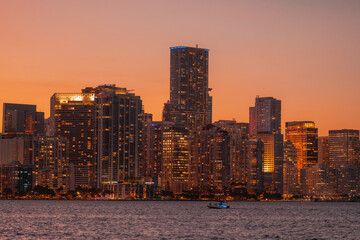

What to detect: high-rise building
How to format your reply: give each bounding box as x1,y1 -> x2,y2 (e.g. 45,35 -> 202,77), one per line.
283,140 -> 299,197
254,132 -> 283,194
329,129 -> 359,169
2,103 -> 44,138
246,138 -> 264,195
141,121 -> 163,197
249,97 -> 281,136
163,46 -> 211,132
191,124 -> 230,194
83,85 -> 144,194
329,129 -> 360,196
318,136 -> 329,167
162,122 -> 190,195
249,107 -> 256,136
285,121 -> 318,174
213,120 -> 261,195
50,92 -> 96,188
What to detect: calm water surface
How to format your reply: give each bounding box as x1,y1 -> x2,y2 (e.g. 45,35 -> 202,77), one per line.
0,200 -> 359,239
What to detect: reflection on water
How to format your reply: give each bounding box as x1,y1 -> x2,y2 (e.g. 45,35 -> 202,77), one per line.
0,201 -> 359,239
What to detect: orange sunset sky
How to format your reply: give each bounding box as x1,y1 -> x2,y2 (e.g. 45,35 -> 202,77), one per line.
0,0 -> 359,136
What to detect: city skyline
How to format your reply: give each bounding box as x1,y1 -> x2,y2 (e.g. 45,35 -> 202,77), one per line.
1,1 -> 360,136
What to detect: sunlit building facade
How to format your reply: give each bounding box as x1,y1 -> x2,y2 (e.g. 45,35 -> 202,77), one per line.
254,132 -> 283,193
285,121 -> 318,174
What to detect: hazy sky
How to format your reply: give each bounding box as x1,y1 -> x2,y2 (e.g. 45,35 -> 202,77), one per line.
0,0 -> 359,135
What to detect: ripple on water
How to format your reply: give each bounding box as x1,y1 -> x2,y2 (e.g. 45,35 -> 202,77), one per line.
0,201 -> 359,239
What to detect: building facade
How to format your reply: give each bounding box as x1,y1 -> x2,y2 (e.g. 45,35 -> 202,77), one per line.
285,121 -> 318,175
2,103 -> 44,138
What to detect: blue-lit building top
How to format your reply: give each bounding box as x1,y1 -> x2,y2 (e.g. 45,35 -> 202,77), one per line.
170,46 -> 209,52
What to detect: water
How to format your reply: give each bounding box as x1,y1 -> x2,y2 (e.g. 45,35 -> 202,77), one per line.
0,201 -> 359,239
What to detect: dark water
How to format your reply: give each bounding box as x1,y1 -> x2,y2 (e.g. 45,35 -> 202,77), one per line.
0,201 -> 359,239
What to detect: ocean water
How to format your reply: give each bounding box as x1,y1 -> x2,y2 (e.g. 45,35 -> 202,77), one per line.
0,200 -> 359,240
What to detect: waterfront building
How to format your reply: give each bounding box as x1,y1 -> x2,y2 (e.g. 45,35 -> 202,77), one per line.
214,120 -> 261,195
83,85 -> 143,196
335,165 -> 360,196
246,138 -> 264,195
329,129 -> 360,196
0,161 -> 34,195
50,92 -> 96,188
254,132 -> 283,194
141,121 -> 163,198
283,140 -> 299,197
35,165 -> 75,193
161,122 -> 190,195
191,124 -> 230,194
300,164 -> 336,198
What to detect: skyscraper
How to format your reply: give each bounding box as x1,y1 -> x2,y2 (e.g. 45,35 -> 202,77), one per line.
254,132 -> 283,194
142,121 -> 164,192
250,96 -> 283,193
162,122 -> 190,195
285,121 -> 318,172
318,136 -> 329,166
191,124 -> 230,194
283,140 -> 299,197
329,130 -> 360,196
249,97 -> 281,136
50,92 -> 96,188
329,129 -> 359,169
163,46 -> 211,132
83,85 -> 143,193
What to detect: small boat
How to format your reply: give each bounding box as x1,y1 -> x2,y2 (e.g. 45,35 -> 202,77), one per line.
207,201 -> 230,209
